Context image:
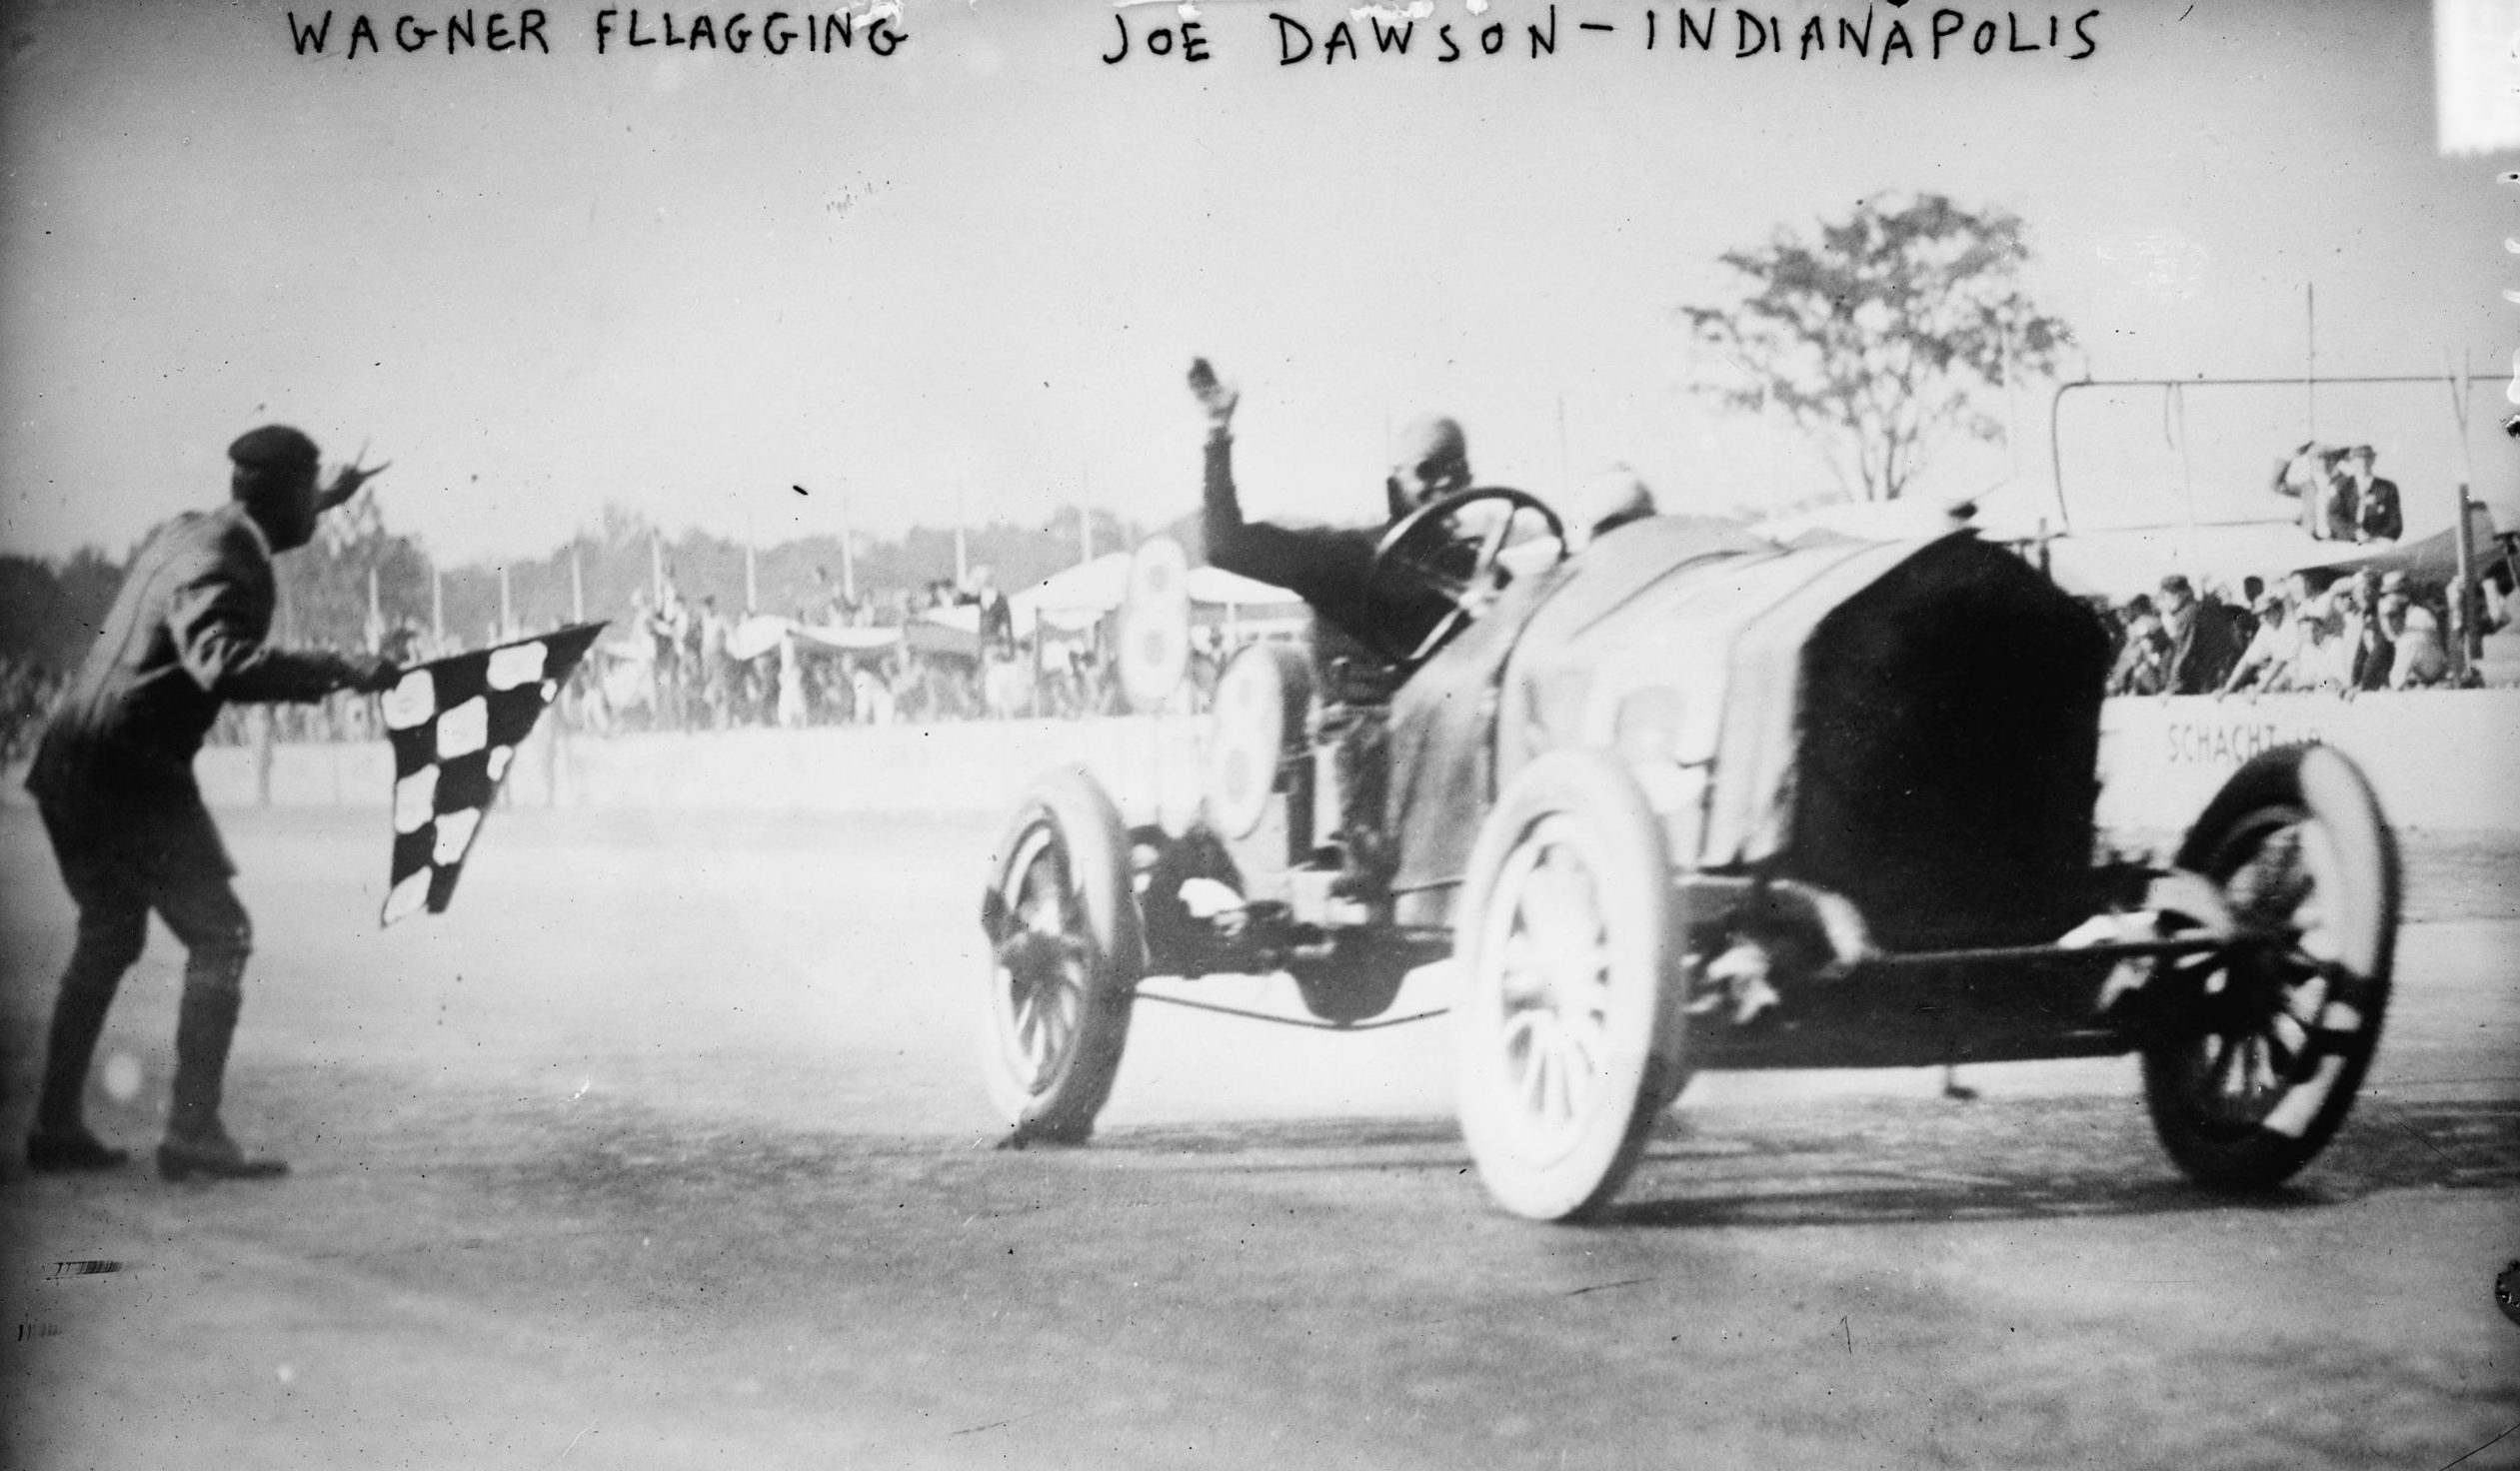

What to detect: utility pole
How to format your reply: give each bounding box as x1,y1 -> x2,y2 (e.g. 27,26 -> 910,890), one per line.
744,509 -> 759,615
2448,352 -> 2483,675
954,480 -> 969,590
2000,319 -> 2020,481
840,485 -> 857,602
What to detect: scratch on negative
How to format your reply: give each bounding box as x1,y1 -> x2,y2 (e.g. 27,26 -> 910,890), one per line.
2395,1120 -> 2458,1171
952,1410 -> 1047,1437
2437,1418 -> 2520,1471
549,1419 -> 597,1465
1567,1277 -> 1658,1297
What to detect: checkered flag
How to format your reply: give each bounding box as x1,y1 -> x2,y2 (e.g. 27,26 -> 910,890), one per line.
377,623 -> 605,925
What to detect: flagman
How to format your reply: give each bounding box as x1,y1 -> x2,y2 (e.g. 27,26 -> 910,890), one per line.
25,427 -> 400,1180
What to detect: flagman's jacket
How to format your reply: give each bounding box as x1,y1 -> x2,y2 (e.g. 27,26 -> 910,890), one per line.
29,502 -> 368,875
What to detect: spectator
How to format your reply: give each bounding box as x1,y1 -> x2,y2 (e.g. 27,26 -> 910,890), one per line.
2378,571 -> 2449,689
2157,575 -> 2244,695
2107,594 -> 2169,696
775,621 -> 809,728
2336,446 -> 2403,545
2487,568 -> 2515,655
2228,576 -> 2265,650
2273,442 -> 2349,541
852,662 -> 898,726
697,595 -> 732,728
2218,590 -> 2298,696
2281,589 -> 2355,693
2338,570 -> 2395,691
656,581 -> 697,728
812,565 -> 854,628
970,567 -> 1015,656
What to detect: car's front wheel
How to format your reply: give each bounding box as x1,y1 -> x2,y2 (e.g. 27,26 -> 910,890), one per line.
1454,750 -> 1686,1220
2141,743 -> 2397,1191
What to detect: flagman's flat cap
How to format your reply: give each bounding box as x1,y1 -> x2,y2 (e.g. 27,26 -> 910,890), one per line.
227,425 -> 320,472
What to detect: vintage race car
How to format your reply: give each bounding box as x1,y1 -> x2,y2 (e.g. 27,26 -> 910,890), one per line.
977,489 -> 2400,1221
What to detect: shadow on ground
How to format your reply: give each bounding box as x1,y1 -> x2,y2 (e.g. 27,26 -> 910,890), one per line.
1053,1096 -> 2520,1230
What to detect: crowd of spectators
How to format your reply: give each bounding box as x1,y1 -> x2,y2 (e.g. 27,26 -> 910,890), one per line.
15,527 -> 2518,763
2101,564 -> 2507,698
2095,437 -> 2515,698
582,566 -> 1096,733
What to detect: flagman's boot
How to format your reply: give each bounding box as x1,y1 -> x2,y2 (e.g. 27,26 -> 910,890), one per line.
28,1127 -> 128,1173
157,985 -> 286,1182
156,1122 -> 288,1183
28,928 -> 138,1173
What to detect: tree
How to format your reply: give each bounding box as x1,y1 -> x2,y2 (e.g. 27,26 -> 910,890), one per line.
0,547 -> 125,672
1680,193 -> 2073,503
274,487 -> 431,651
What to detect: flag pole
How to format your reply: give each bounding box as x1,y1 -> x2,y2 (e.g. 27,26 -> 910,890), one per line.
955,480 -> 969,589
840,483 -> 857,603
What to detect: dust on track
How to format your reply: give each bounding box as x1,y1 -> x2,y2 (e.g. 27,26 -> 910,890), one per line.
2,806 -> 2514,1470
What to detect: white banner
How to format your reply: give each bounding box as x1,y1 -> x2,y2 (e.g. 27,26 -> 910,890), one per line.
2436,0 -> 2520,155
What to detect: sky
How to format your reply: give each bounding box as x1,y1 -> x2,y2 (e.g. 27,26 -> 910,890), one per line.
0,0 -> 2512,570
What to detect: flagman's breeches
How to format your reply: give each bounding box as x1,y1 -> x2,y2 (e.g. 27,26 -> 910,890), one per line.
35,794 -> 254,1130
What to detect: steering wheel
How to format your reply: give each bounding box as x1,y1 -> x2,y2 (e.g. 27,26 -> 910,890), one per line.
1362,487 -> 1566,667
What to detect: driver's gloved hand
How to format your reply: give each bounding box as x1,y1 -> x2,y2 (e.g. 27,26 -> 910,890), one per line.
1187,358 -> 1239,431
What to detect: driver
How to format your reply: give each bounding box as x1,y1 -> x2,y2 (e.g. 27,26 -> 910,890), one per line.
1190,358 -> 1475,896
1193,358 -> 1467,659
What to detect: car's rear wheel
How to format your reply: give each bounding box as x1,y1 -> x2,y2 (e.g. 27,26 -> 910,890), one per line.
978,769 -> 1145,1143
2141,744 -> 2397,1191
1454,751 -> 1685,1220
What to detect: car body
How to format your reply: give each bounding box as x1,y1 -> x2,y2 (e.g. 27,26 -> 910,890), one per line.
979,491 -> 2401,1220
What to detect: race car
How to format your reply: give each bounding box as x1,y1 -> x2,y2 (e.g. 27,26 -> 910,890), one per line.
977,488 -> 2400,1221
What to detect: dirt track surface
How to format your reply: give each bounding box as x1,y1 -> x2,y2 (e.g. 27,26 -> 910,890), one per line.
3,806 -> 2516,1470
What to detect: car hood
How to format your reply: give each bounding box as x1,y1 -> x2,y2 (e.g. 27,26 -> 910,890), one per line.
1496,519 -> 2006,869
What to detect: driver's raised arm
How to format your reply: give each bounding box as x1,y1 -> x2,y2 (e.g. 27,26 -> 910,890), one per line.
1192,356 -> 1263,550
1189,358 -> 1373,618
